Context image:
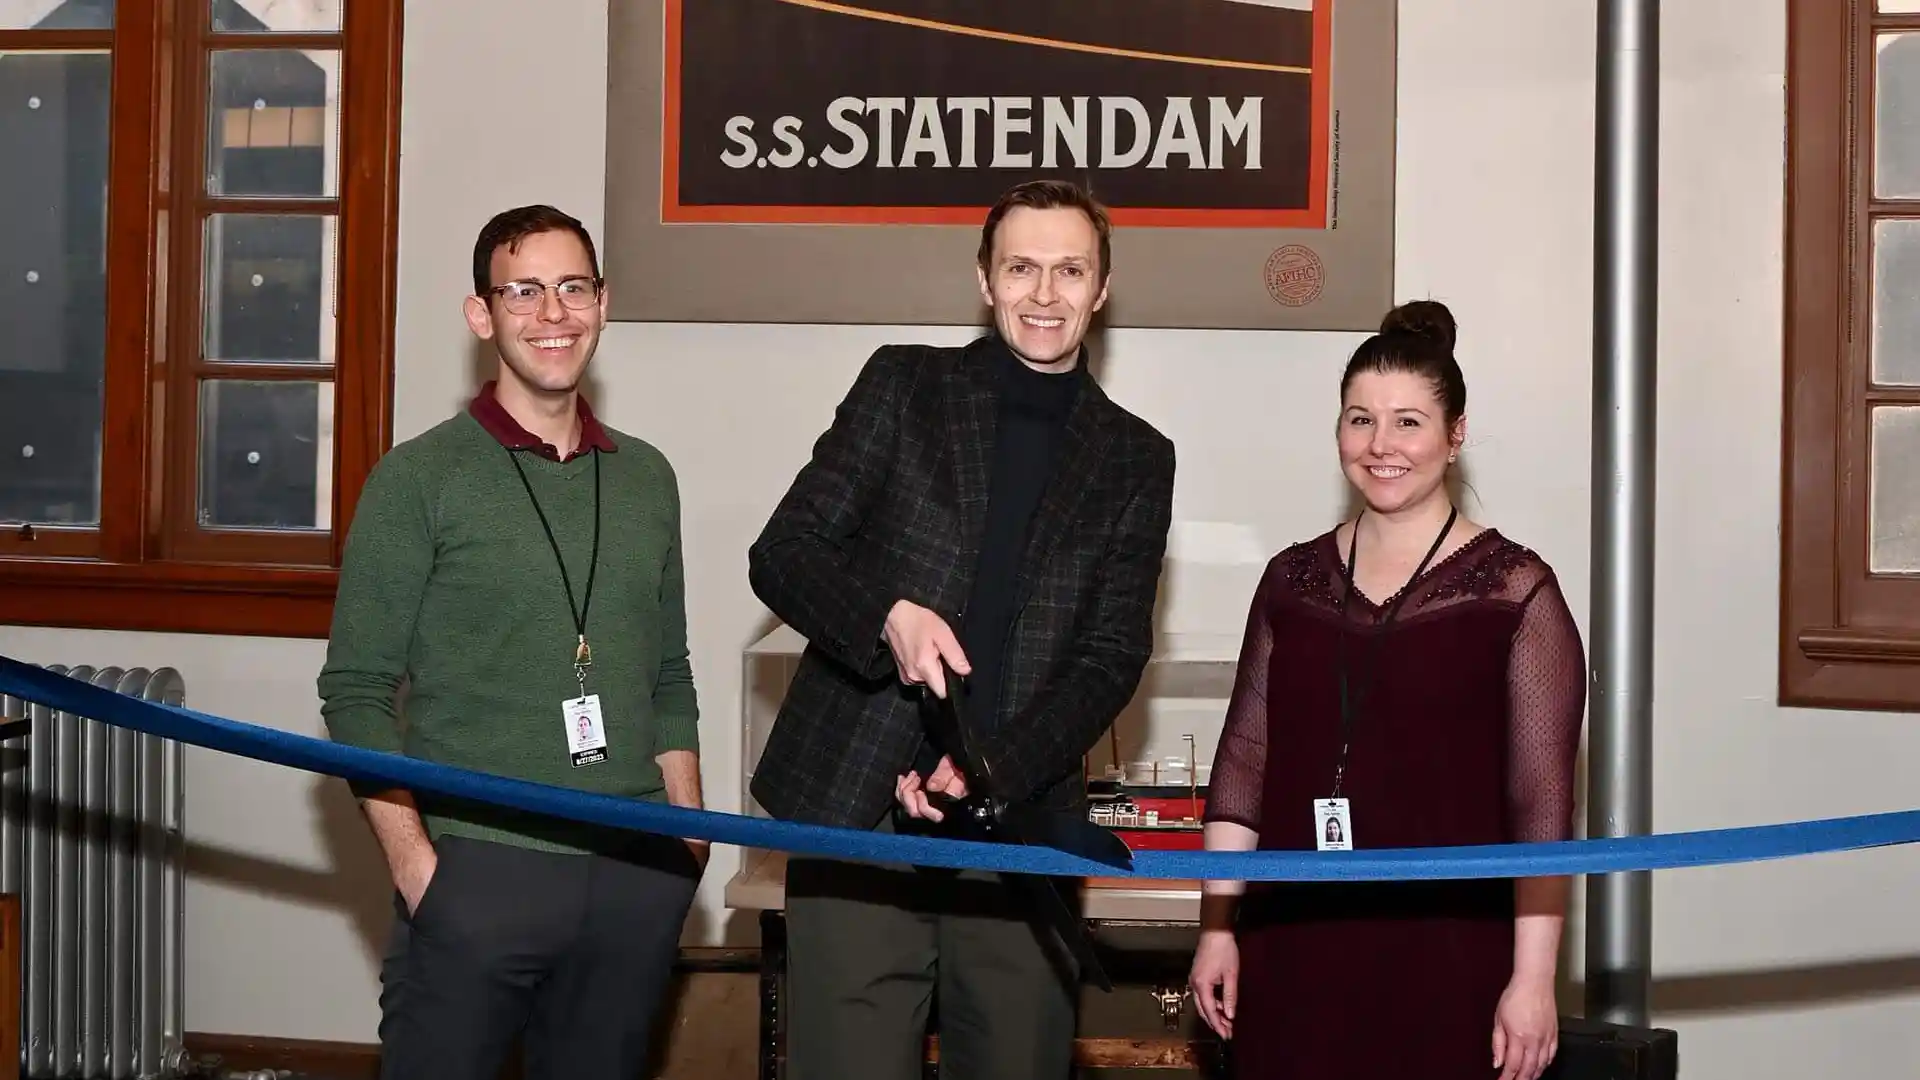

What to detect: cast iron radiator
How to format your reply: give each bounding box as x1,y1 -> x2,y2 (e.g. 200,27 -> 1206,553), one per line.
0,665 -> 186,1079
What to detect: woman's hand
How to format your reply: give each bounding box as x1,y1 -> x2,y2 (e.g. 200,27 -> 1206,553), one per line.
1491,973 -> 1558,1080
1188,928 -> 1240,1039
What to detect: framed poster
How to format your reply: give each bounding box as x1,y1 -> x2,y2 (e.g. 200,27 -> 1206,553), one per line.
603,0 -> 1396,330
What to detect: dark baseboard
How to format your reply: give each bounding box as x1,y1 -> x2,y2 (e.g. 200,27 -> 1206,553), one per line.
184,1032 -> 380,1079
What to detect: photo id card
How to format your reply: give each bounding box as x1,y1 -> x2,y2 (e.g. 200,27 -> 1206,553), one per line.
563,695 -> 608,768
1314,798 -> 1352,851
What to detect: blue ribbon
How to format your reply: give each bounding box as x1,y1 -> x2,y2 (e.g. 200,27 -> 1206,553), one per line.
3,655 -> 1916,881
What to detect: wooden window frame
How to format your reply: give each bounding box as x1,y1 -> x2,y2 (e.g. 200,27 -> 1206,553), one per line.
1782,0 -> 1920,709
0,0 -> 400,640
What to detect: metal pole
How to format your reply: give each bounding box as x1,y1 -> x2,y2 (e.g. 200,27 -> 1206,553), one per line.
1587,0 -> 1658,1028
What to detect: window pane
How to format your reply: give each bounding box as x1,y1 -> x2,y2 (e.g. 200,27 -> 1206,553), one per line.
1876,34 -> 1920,199
212,0 -> 340,33
0,50 -> 110,528
1871,406 -> 1920,573
197,379 -> 333,531
202,213 -> 337,365
1871,219 -> 1920,386
2,1 -> 110,30
1884,1 -> 1920,11
206,49 -> 339,198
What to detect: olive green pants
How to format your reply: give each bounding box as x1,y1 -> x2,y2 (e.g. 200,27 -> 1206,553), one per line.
783,841 -> 1082,1080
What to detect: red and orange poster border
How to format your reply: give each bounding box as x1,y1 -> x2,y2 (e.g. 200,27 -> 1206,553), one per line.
656,0 -> 1334,229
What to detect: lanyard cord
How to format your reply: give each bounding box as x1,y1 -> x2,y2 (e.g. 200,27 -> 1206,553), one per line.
506,447 -> 602,694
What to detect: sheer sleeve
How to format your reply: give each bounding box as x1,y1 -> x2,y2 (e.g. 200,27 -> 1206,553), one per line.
1204,559 -> 1278,832
1505,567 -> 1587,843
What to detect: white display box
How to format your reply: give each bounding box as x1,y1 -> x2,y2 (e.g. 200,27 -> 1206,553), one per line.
736,622 -> 1241,830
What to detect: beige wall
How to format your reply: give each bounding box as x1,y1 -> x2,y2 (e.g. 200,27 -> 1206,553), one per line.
5,0 -> 1920,1073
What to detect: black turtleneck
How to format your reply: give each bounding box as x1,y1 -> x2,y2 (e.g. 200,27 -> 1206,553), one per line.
958,338 -> 1083,739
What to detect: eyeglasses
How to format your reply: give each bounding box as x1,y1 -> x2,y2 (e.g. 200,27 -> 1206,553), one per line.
486,276 -> 603,315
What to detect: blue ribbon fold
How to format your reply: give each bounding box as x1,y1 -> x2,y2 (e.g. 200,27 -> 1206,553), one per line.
2,655 -> 1915,881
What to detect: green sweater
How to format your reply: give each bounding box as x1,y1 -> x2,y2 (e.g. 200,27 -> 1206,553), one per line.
317,412 -> 700,854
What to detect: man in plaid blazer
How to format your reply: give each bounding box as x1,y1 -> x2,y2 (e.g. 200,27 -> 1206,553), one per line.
747,180 -> 1176,1080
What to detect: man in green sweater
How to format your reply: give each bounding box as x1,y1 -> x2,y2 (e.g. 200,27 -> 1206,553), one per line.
318,204 -> 705,1080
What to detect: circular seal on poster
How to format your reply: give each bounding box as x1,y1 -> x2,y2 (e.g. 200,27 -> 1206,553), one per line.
1263,245 -> 1325,307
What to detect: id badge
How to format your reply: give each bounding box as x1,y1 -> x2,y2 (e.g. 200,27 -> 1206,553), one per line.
1314,797 -> 1352,851
563,695 -> 608,768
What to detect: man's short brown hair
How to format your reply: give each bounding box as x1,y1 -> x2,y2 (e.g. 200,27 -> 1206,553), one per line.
471,204 -> 601,297
975,180 -> 1113,284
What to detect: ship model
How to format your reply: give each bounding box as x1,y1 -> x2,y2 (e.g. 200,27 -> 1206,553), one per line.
1083,731 -> 1209,852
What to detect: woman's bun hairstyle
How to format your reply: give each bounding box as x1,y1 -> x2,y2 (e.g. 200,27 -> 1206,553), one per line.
1378,299 -> 1457,353
1340,299 -> 1467,426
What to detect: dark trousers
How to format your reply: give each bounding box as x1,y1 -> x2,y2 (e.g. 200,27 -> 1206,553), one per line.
376,832 -> 700,1080
784,842 -> 1080,1080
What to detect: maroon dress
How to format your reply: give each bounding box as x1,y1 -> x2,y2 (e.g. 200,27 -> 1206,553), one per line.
1204,527 -> 1586,1080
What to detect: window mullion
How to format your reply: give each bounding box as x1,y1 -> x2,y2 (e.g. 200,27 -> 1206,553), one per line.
158,0 -> 214,558
96,0 -> 171,565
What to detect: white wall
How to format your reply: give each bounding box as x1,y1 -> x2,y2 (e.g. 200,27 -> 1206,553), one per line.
4,0 -> 1920,1074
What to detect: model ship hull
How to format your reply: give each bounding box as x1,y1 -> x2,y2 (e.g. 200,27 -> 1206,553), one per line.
1086,777 -> 1209,852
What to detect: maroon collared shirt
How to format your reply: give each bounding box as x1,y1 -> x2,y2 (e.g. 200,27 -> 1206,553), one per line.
467,380 -> 617,463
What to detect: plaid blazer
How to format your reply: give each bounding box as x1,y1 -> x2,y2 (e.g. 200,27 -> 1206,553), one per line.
747,336 -> 1177,829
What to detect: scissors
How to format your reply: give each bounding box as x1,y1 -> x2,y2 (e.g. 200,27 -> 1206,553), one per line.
915,660 -> 1134,992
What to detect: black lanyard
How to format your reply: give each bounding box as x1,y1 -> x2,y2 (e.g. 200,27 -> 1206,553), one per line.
1330,504 -> 1456,797
506,447 -> 602,698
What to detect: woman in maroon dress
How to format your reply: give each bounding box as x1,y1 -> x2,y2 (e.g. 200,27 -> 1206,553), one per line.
1188,301 -> 1585,1080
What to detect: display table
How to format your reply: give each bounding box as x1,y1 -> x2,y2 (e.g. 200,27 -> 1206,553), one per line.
725,848 -> 1204,923
725,850 -> 1225,1078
